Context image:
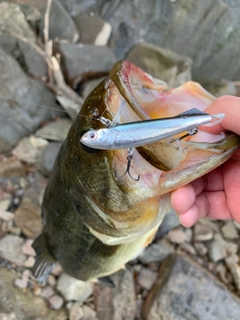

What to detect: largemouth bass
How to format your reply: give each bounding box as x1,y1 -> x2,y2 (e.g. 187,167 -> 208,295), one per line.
32,60 -> 240,285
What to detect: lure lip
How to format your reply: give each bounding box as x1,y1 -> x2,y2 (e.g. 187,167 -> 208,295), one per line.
80,110 -> 225,150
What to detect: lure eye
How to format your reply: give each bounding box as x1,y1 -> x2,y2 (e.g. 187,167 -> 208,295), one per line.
88,130 -> 98,140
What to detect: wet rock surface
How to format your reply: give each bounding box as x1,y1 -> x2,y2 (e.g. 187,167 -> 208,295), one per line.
0,1 -> 239,319
143,254 -> 240,320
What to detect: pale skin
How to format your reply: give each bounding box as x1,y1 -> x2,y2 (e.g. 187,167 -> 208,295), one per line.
171,95 -> 240,227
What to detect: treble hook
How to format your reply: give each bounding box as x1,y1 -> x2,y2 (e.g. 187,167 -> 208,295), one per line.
117,148 -> 140,181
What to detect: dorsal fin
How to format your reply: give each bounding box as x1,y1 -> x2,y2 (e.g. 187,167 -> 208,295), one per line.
179,108 -> 208,116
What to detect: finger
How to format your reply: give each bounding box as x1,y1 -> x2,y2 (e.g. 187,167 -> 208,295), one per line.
179,192 -> 209,228
171,184 -> 196,214
205,95 -> 240,135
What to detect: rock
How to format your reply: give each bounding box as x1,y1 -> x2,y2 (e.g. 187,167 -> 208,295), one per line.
41,0 -> 79,43
38,142 -> 62,177
13,136 -> 49,164
23,256 -> 35,268
221,221 -> 239,240
47,274 -> 57,287
137,268 -> 157,290
0,210 -> 14,222
94,269 -> 136,320
0,194 -> 11,211
225,254 -> 240,291
36,118 -> 72,141
126,42 -> 192,88
0,158 -> 25,177
194,242 -> 208,256
14,175 -> 47,238
194,221 -> 214,241
233,221 -> 240,230
207,233 -> 238,262
73,14 -> 111,45
0,268 -> 67,319
143,253 -> 240,320
139,239 -> 174,264
48,295 -> 64,310
202,79 -> 237,97
0,3 -> 35,58
156,208 -> 180,238
0,47 -> 62,153
55,41 -> 116,85
18,3 -> 41,27
41,286 -> 55,299
18,40 -> 48,79
69,303 -> 84,320
14,270 -> 31,289
82,305 -> 98,320
0,235 -> 26,265
167,229 -> 191,244
21,239 -> 36,256
179,242 -> 197,255
57,273 -> 93,302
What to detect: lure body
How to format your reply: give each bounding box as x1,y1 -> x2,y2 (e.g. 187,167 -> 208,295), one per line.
80,108 -> 224,150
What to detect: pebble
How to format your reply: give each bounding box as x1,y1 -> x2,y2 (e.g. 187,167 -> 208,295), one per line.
41,286 -> 55,299
0,159 -> 25,177
0,195 -> 11,211
0,210 -> 14,221
83,305 -> 97,320
221,221 -> 238,240
23,256 -> 35,268
194,242 -> 208,256
139,239 -> 174,264
13,136 -> 49,164
194,222 -> 214,241
233,220 -> 240,230
216,263 -> 229,284
47,274 -> 57,287
225,254 -> 240,291
48,294 -> 64,310
207,234 -> 238,262
137,268 -> 157,290
0,234 -> 26,265
57,273 -> 93,302
21,239 -> 35,256
156,208 -> 180,238
179,242 -> 196,255
167,229 -> 191,244
68,302 -> 84,320
35,118 -> 72,141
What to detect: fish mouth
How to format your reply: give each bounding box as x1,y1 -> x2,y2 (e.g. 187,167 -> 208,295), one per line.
78,61 -> 240,243
105,61 -> 240,194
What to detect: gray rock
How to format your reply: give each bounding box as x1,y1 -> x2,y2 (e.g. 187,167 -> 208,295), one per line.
143,254 -> 240,320
0,268 -> 67,320
207,233 -> 238,262
221,221 -> 239,240
82,305 -> 98,320
48,295 -> 64,310
0,47 -> 62,153
126,42 -> 192,88
180,242 -> 197,255
94,269 -> 136,320
14,175 -> 47,238
18,40 -> 48,79
137,268 -> 157,290
0,235 -> 26,265
13,136 -> 49,164
18,3 -> 41,27
139,239 -> 174,264
202,79 -> 237,97
38,142 -> 62,177
194,221 -> 214,241
225,254 -> 240,291
156,208 -> 180,238
167,229 -> 191,244
41,0 -> 79,43
73,14 -> 111,45
194,242 -> 208,256
55,41 -> 116,84
36,118 -> 72,141
68,302 -> 84,320
57,273 -> 93,302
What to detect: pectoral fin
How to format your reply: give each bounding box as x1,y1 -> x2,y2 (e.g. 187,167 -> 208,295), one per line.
32,233 -> 56,284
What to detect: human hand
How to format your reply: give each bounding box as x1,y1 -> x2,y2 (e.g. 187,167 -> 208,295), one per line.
171,95 -> 240,227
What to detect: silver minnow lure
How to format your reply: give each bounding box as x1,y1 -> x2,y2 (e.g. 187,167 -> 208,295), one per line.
80,108 -> 225,150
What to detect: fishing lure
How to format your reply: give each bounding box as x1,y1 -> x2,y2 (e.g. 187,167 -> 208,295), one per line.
80,108 -> 224,150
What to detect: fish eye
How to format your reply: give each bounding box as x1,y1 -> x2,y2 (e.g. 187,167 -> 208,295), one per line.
88,130 -> 98,140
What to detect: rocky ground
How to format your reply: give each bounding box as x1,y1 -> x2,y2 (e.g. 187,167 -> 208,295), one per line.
0,1 -> 240,320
